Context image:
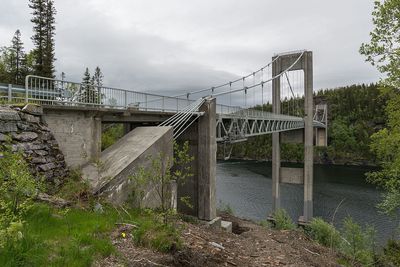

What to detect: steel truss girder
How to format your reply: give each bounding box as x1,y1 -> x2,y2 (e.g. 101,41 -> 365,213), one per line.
216,114 -> 326,143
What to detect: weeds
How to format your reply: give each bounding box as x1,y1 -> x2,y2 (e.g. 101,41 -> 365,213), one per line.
272,209 -> 296,230
305,217 -> 341,249
218,201 -> 234,215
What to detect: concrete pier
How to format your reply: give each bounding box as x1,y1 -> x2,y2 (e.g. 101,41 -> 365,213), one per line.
177,98 -> 217,221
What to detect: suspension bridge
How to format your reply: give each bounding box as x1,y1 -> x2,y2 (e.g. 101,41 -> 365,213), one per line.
0,50 -> 327,224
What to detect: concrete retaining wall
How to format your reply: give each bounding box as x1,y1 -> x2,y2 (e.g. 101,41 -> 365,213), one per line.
43,109 -> 101,168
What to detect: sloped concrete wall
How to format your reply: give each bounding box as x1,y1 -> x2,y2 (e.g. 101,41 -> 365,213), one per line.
82,126 -> 173,205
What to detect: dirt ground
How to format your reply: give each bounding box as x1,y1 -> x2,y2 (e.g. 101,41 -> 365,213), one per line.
96,213 -> 341,267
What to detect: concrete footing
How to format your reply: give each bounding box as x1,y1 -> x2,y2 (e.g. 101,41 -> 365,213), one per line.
221,220 -> 233,233
203,216 -> 221,230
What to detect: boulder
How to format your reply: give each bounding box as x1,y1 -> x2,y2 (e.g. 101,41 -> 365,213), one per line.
22,104 -> 43,116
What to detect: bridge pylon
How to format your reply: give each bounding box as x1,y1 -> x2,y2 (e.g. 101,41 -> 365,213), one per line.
271,50 -> 314,223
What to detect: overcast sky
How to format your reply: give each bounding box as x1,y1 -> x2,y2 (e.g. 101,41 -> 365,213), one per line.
0,0 -> 380,97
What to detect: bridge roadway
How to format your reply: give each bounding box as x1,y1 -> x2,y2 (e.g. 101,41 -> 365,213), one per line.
1,81 -> 326,144
39,103 -> 325,143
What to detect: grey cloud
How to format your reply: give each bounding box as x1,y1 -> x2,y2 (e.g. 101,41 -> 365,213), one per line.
0,0 -> 381,101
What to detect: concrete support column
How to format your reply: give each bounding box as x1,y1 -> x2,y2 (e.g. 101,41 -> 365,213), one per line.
197,98 -> 217,220
176,98 -> 216,221
303,51 -> 314,222
272,58 -> 281,212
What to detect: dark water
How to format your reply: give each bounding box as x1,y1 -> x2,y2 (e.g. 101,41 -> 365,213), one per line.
216,160 -> 398,244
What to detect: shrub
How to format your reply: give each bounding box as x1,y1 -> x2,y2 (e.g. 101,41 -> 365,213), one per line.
379,239 -> 400,266
273,209 -> 295,230
132,211 -> 182,253
340,217 -> 376,266
129,141 -> 194,224
306,218 -> 341,249
57,169 -> 92,205
101,124 -> 124,151
0,147 -> 39,247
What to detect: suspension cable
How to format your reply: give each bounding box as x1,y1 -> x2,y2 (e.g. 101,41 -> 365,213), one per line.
211,51 -> 305,98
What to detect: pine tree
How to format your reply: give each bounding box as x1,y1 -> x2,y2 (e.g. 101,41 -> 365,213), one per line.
82,67 -> 91,89
29,0 -> 56,78
0,47 -> 13,84
92,66 -> 103,87
80,67 -> 101,104
0,30 -> 29,85
10,30 -> 26,84
43,0 -> 56,77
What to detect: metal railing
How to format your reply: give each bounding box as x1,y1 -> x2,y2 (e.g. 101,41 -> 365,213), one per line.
20,75 -> 198,112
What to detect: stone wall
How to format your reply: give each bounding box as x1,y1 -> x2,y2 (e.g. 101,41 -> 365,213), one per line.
0,104 -> 68,187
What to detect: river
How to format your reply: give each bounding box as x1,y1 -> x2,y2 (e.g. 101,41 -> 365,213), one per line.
216,160 -> 398,244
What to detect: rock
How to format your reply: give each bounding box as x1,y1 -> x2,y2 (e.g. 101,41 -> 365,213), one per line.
11,132 -> 39,142
36,192 -> 71,208
45,156 -> 56,163
27,143 -> 45,150
31,157 -> 47,164
38,163 -> 56,171
0,122 -> 18,132
19,113 -> 40,124
17,122 -> 33,131
22,104 -> 43,116
94,203 -> 104,214
0,133 -> 8,142
55,153 -> 64,161
12,142 -> 45,151
209,242 -> 225,250
40,132 -> 52,141
35,150 -> 48,156
0,106 -> 20,121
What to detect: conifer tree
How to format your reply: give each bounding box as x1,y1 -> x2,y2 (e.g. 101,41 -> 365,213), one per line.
0,30 -> 29,85
80,67 -> 101,104
29,0 -> 56,78
43,0 -> 56,77
91,66 -> 103,87
10,30 -> 27,84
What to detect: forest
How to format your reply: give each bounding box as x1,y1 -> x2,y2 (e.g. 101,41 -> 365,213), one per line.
220,83 -> 388,166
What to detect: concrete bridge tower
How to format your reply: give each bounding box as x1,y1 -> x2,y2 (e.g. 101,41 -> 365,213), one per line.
271,51 -> 314,223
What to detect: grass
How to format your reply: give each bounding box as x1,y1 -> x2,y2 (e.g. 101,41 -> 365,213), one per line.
0,203 -> 183,266
273,209 -> 296,230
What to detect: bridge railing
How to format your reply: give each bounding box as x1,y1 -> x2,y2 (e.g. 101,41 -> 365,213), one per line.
217,103 -> 304,121
1,75 -> 196,112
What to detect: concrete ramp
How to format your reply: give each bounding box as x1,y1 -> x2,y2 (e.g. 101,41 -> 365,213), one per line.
82,126 -> 173,204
